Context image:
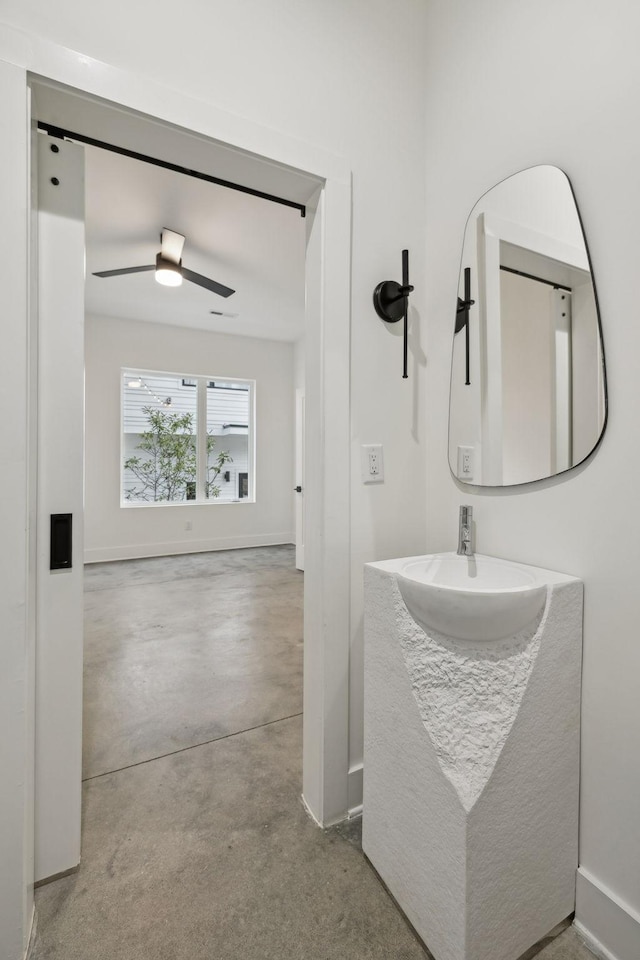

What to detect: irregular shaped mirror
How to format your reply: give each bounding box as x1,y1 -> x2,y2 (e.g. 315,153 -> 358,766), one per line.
449,165 -> 606,486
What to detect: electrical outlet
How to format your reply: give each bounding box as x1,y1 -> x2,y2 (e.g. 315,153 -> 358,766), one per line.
457,445 -> 474,481
185,520 -> 193,531
361,444 -> 384,483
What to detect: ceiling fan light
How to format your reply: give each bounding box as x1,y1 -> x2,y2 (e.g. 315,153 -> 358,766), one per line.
156,267 -> 182,287
155,254 -> 182,287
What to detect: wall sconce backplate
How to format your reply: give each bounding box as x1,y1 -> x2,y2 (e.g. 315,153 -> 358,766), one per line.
373,280 -> 406,323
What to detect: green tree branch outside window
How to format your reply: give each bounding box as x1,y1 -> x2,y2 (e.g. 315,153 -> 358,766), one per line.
124,406 -> 232,502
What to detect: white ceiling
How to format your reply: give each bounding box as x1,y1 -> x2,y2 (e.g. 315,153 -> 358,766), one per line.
81,139 -> 307,341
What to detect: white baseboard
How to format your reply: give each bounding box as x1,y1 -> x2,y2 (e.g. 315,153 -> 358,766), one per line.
84,532 -> 294,563
575,866 -> 640,960
300,793 -> 323,828
24,904 -> 35,960
301,780 -> 363,830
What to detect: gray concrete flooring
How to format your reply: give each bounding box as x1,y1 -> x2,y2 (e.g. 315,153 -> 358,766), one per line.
82,546 -> 303,779
31,546 -> 596,960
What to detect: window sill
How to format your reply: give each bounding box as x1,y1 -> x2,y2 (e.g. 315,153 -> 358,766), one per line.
120,498 -> 255,508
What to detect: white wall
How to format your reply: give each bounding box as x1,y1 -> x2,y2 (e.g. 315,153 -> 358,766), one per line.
423,2 -> 640,957
85,315 -> 294,561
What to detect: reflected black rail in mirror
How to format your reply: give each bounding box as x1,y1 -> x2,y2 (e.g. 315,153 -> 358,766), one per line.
455,267 -> 474,386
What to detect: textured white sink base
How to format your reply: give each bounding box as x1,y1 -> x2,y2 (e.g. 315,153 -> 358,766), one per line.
362,557 -> 583,960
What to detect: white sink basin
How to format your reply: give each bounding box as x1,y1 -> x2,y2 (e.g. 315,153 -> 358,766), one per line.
396,553 -> 549,642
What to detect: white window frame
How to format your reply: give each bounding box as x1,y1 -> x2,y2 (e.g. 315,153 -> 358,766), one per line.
120,366 -> 255,507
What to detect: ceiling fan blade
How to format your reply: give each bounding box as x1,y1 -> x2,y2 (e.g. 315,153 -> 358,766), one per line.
160,228 -> 186,265
182,267 -> 235,298
93,265 -> 155,278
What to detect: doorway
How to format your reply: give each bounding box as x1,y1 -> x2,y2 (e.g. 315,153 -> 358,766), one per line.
28,74 -> 352,888
80,132 -> 305,777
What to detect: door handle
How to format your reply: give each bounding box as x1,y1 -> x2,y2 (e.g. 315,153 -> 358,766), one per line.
294,486 -> 302,493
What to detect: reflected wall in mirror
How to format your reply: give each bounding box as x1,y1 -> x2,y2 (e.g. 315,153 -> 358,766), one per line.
449,165 -> 607,487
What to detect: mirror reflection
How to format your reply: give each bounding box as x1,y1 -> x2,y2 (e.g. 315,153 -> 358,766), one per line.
449,165 -> 606,487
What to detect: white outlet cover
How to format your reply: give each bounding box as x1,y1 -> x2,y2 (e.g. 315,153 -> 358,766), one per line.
457,445 -> 474,481
361,444 -> 384,483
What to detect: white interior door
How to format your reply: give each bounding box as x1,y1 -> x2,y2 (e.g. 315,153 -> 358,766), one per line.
295,388 -> 305,571
35,134 -> 85,881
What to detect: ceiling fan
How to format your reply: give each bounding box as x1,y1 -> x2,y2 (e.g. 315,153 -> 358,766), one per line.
93,228 -> 235,298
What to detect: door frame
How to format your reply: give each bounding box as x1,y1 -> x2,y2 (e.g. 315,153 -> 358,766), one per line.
0,22 -> 352,954
294,387 -> 305,571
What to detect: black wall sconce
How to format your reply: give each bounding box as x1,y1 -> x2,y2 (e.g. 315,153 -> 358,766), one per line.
373,249 -> 414,379
455,266 -> 474,386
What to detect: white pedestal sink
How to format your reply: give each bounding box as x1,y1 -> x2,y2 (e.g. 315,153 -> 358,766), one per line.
397,553 -> 551,642
363,552 -> 583,960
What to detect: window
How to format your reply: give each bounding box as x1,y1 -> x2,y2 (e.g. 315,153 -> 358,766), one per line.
122,369 -> 254,505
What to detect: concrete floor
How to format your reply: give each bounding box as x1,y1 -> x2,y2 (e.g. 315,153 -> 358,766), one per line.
30,546 -> 596,960
82,545 -> 303,779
